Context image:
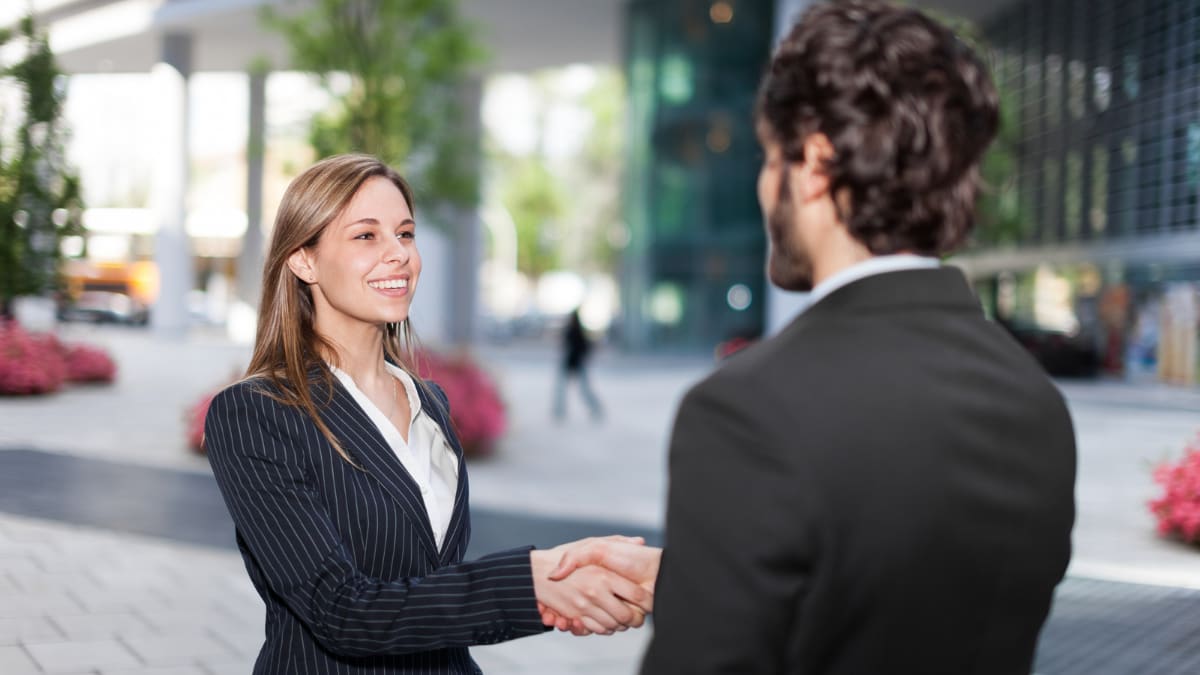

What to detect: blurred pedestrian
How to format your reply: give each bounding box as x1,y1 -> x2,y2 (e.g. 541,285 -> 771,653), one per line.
203,154 -> 659,674
637,2 -> 1077,673
553,307 -> 604,421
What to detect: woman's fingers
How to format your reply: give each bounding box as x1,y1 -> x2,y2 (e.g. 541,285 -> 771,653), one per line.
530,547 -> 655,636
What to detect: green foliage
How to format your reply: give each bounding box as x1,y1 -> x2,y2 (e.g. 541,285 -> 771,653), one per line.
0,15 -> 85,316
974,83 -> 1024,246
262,0 -> 486,209
499,158 -> 565,278
487,68 -> 626,278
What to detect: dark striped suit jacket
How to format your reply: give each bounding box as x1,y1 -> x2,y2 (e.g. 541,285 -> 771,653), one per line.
204,373 -> 547,674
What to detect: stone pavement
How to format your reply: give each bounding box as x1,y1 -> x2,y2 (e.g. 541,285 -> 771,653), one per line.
1,324 -> 1199,673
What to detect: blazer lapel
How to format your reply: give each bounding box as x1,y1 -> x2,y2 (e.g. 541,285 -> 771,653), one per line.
320,379 -> 442,567
415,383 -> 472,565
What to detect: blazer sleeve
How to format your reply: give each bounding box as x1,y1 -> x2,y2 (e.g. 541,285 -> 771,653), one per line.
640,374 -> 815,674
203,382 -> 546,657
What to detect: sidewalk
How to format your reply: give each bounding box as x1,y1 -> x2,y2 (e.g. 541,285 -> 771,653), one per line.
1,324 -> 1199,673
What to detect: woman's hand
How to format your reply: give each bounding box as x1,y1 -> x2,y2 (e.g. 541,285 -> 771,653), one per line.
531,536 -> 662,635
530,540 -> 652,636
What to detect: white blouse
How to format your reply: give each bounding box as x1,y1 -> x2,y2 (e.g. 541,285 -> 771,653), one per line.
329,363 -> 460,550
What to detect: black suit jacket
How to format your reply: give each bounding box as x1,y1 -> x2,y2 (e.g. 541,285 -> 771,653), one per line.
641,267 -> 1076,674
204,374 -> 546,674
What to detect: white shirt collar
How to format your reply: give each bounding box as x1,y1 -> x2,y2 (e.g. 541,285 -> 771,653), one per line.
326,360 -> 458,551
806,254 -> 940,308
328,362 -> 422,425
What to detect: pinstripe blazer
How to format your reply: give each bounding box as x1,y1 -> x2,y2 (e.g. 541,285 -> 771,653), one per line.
204,372 -> 547,674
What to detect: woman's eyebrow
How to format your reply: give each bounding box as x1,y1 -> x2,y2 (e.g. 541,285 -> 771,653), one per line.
343,217 -> 415,228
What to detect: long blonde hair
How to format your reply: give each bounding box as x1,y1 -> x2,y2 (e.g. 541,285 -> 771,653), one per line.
244,153 -> 428,463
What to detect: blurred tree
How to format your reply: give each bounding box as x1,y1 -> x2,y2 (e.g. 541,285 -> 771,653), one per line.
485,67 -> 625,279
973,83 -> 1024,246
263,0 -> 485,208
498,156 -> 565,278
0,16 -> 85,318
574,68 -> 625,273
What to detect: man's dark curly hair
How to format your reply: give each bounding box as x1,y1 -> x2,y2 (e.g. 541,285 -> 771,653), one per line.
757,0 -> 998,256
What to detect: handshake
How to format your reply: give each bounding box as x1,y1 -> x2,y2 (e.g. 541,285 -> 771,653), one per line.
530,536 -> 662,636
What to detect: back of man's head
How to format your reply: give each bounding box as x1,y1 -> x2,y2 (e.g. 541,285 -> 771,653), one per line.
757,0 -> 999,257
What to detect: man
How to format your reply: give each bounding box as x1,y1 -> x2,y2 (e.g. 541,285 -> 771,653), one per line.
639,2 -> 1077,673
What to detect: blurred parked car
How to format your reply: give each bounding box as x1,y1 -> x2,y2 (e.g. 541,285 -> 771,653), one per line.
58,291 -> 149,325
998,319 -> 1099,378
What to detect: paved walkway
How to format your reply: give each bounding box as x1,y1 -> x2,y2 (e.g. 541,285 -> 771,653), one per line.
1,324 -> 1199,673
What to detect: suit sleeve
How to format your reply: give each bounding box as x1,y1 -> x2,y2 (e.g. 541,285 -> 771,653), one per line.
203,383 -> 546,657
641,376 -> 815,674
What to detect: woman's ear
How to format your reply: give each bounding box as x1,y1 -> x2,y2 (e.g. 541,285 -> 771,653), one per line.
287,248 -> 317,284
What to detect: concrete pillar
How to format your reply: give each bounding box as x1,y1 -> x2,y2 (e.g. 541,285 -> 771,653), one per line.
763,0 -> 819,336
446,77 -> 484,347
150,32 -> 193,337
236,69 -> 267,310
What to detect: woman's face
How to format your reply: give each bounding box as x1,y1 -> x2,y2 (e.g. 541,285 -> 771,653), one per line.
291,176 -> 421,334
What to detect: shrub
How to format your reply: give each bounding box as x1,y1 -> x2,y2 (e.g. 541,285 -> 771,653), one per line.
61,342 -> 117,383
186,389 -> 217,455
414,349 -> 506,459
1149,435 -> 1200,546
0,320 -> 67,395
184,350 -> 507,458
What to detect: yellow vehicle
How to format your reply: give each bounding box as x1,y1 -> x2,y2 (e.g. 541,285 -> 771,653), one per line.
59,260 -> 157,324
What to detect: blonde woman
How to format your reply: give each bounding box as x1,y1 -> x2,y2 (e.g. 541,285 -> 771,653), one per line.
204,154 -> 659,674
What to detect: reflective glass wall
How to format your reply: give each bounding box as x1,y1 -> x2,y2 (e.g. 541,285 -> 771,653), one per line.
988,0 -> 1200,243
620,0 -> 774,351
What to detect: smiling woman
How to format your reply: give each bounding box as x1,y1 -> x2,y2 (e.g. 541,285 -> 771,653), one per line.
201,153 -> 661,674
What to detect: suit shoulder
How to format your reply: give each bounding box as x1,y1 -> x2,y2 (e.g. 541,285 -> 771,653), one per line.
209,376 -> 283,412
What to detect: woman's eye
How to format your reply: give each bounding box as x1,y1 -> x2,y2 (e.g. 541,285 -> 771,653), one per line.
398,231 -> 415,240
353,232 -> 373,240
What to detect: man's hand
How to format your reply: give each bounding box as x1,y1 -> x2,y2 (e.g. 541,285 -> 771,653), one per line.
534,536 -> 662,635
530,544 -> 651,636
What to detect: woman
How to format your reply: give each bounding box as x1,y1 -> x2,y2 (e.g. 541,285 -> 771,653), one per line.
204,154 -> 658,673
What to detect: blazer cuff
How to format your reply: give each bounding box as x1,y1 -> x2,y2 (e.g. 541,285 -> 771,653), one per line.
478,546 -> 551,637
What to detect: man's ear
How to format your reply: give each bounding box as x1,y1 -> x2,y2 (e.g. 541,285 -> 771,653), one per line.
287,248 -> 316,284
793,133 -> 835,202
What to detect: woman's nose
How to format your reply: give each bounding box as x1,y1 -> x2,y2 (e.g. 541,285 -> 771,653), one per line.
384,236 -> 410,263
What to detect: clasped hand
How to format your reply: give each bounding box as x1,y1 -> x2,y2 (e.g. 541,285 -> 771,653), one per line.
529,535 -> 662,636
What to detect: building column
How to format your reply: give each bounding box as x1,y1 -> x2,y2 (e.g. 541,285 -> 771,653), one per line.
150,32 -> 193,337
764,0 -> 819,336
447,77 -> 484,347
236,68 -> 267,311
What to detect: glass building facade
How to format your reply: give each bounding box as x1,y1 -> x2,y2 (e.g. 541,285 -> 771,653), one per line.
986,0 -> 1200,246
620,0 -> 774,351
974,0 -> 1200,382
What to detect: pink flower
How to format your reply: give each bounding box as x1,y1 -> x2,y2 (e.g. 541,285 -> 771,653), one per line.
185,390 -> 217,455
1149,433 -> 1200,546
63,344 -> 117,383
182,350 -> 508,459
413,349 -> 507,458
0,320 -> 68,395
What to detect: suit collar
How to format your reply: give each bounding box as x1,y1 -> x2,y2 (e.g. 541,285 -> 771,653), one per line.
807,254 -> 941,307
781,266 -> 982,336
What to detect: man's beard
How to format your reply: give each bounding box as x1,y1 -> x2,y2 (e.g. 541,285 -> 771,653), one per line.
765,170 -> 814,292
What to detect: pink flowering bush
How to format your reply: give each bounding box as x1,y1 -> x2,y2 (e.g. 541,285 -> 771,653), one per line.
415,349 -> 507,459
186,389 -> 218,455
1149,435 -> 1200,546
0,321 -> 117,394
61,343 -> 117,383
0,320 -> 68,395
184,350 -> 506,458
